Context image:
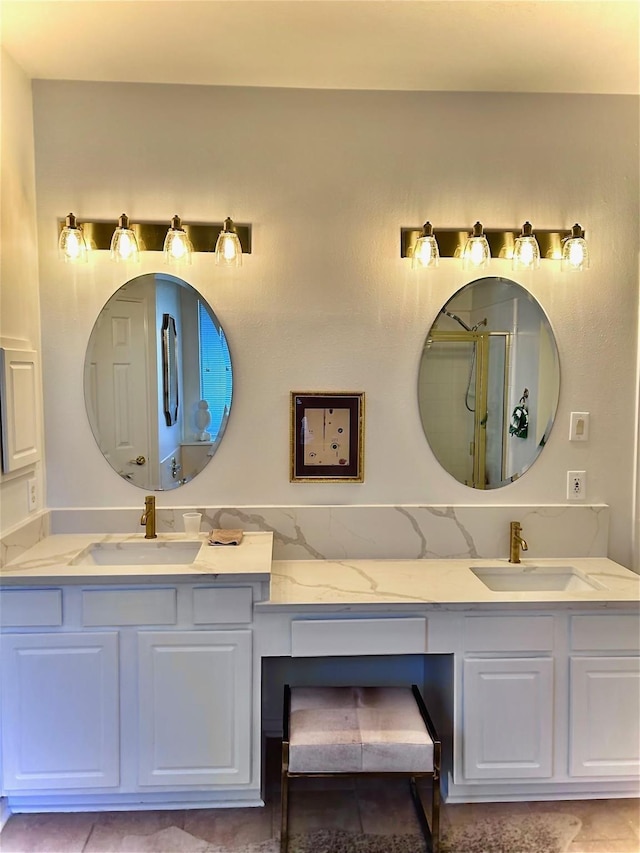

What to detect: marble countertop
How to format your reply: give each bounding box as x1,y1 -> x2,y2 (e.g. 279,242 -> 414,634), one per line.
2,534 -> 638,610
0,531 -> 273,585
258,556 -> 640,611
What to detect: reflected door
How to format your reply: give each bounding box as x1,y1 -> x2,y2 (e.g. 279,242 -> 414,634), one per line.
85,295 -> 153,488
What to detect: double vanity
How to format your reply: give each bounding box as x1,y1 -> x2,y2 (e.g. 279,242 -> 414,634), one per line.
1,529 -> 638,814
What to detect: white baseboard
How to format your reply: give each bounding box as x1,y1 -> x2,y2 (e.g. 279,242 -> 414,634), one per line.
0,797 -> 12,830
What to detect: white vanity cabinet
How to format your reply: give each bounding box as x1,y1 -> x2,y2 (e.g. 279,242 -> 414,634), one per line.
1,549 -> 638,809
460,615 -> 555,781
454,609 -> 640,799
0,582 -> 261,808
568,615 -> 640,778
1,630 -> 120,791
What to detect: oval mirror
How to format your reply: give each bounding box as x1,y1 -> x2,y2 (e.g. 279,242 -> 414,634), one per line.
84,273 -> 232,490
418,277 -> 559,489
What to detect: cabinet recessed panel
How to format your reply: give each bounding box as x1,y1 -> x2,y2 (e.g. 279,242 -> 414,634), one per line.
571,616 -> 640,651
137,630 -> 252,786
1,632 -> 119,790
291,617 -> 427,657
570,656 -> 640,776
0,589 -> 62,627
463,657 -> 554,779
0,348 -> 41,472
193,587 -> 253,624
83,588 -> 177,626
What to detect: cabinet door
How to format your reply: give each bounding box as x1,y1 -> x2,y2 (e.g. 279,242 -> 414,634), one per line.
463,657 -> 554,779
1,632 -> 119,790
570,656 -> 640,777
137,630 -> 252,787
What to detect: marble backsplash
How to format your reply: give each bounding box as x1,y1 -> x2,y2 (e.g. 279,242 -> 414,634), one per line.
1,504 -> 608,567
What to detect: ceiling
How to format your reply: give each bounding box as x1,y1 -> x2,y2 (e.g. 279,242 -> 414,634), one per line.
1,0 -> 638,95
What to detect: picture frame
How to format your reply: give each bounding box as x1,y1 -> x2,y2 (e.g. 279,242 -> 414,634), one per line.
290,392 -> 364,482
161,314 -> 179,426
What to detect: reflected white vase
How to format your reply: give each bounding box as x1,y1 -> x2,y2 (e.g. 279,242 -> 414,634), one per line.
195,400 -> 212,441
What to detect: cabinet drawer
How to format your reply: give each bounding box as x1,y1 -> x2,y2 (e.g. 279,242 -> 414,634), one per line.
291,617 -> 427,657
465,615 -> 554,652
193,587 -> 253,624
0,589 -> 62,627
571,615 -> 640,651
82,589 -> 177,626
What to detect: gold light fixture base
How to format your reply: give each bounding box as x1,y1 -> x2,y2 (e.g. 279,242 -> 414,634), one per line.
401,227 -> 567,261
58,219 -> 252,254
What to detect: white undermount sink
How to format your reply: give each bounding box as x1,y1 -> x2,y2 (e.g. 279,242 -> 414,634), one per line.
72,541 -> 202,566
471,565 -> 605,592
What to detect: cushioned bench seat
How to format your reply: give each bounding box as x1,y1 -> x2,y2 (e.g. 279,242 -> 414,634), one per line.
289,686 -> 435,773
281,684 -> 441,853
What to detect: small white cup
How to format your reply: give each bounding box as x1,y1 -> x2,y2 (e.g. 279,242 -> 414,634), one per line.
183,512 -> 202,537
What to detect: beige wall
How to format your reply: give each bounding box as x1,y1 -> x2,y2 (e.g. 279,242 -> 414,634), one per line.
0,48 -> 44,531
3,76 -> 639,567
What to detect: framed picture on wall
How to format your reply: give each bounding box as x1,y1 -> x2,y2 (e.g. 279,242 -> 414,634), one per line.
290,392 -> 364,482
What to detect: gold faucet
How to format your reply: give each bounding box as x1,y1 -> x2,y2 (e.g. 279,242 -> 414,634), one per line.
509,521 -> 528,563
140,495 -> 157,539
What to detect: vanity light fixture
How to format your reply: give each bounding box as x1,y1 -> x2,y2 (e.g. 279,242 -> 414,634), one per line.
411,221 -> 440,269
401,222 -> 587,271
561,223 -> 589,272
58,213 -> 89,263
110,214 -> 140,263
214,217 -> 242,267
163,215 -> 193,265
57,215 -> 252,262
512,221 -> 541,271
463,221 -> 491,270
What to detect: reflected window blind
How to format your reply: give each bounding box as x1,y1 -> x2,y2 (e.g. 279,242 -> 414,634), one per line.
199,302 -> 232,436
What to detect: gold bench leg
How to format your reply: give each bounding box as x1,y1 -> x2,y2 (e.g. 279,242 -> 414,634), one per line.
280,743 -> 290,853
431,774 -> 441,853
410,776 -> 439,853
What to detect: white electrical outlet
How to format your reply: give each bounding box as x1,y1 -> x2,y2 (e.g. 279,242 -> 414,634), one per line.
567,470 -> 587,500
27,477 -> 38,512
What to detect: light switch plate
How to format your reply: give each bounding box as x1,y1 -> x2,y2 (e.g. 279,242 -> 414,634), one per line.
569,412 -> 589,441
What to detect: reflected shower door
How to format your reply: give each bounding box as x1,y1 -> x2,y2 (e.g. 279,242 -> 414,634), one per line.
418,332 -> 486,487
484,333 -> 510,487
419,331 -> 511,488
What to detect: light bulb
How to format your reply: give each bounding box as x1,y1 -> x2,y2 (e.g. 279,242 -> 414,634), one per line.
58,213 -> 88,263
561,224 -> 589,272
64,231 -> 83,260
463,222 -> 490,269
168,234 -> 189,260
163,215 -> 192,265
412,222 -> 440,270
215,217 -> 242,267
512,222 -> 540,271
110,214 -> 140,262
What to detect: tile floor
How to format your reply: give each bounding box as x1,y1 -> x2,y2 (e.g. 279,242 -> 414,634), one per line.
0,742 -> 638,853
